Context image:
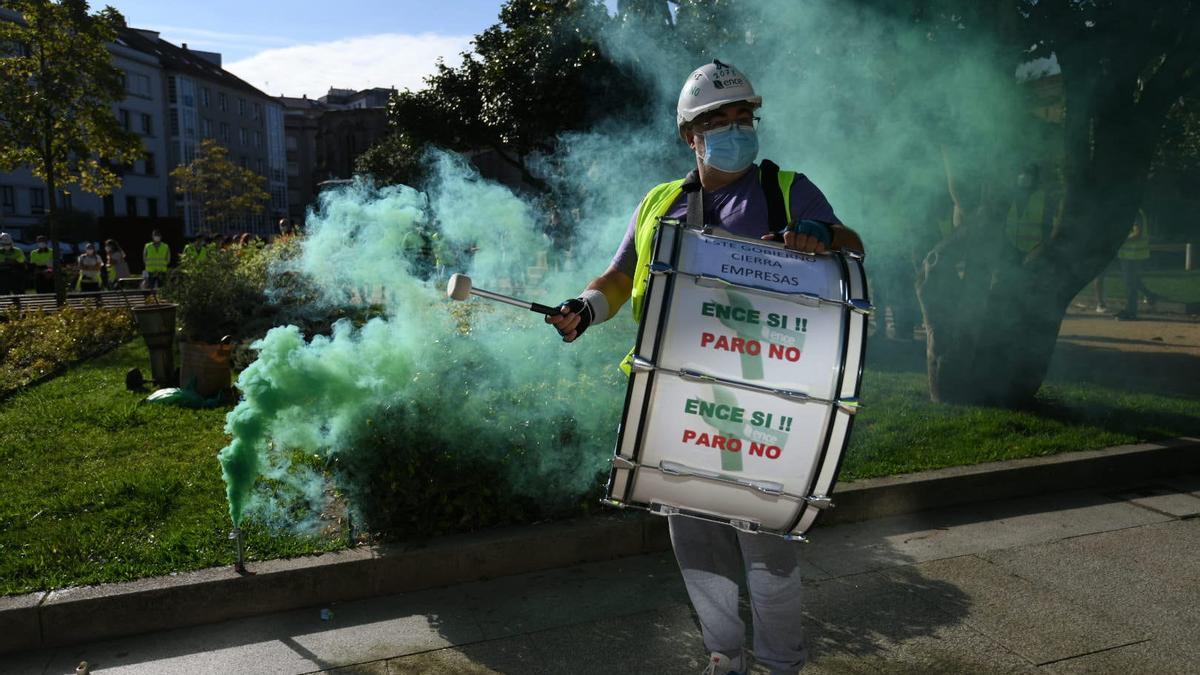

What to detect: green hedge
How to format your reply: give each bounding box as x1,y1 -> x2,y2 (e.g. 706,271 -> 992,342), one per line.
0,307 -> 137,398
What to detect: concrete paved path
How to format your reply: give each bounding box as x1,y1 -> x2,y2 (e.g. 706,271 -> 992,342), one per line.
10,474 -> 1199,675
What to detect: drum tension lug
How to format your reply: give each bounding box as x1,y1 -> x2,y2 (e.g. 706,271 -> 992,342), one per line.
650,503 -> 680,517
611,456 -> 636,470
730,519 -> 760,534
805,495 -> 835,510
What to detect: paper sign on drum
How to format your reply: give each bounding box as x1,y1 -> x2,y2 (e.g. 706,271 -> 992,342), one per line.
627,372 -> 833,532
656,277 -> 846,400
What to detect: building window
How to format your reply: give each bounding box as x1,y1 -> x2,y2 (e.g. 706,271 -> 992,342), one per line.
220,122 -> 229,142
252,130 -> 261,148
240,156 -> 248,168
118,108 -> 130,130
140,113 -> 153,135
253,102 -> 262,120
126,195 -> 138,217
218,92 -> 227,112
147,197 -> 158,217
202,118 -> 212,137
125,71 -> 151,97
201,87 -> 210,107
30,187 -> 45,214
255,158 -> 264,174
144,152 -> 156,176
170,110 -> 180,137
167,76 -> 177,104
287,160 -> 299,177
238,128 -> 247,146
1,186 -> 13,215
238,97 -> 246,117
286,135 -> 298,151
103,195 -> 115,217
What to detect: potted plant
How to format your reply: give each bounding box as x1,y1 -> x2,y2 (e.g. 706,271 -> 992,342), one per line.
161,242 -> 271,396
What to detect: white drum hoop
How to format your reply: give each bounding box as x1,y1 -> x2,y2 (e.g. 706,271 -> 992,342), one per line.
604,219 -> 870,540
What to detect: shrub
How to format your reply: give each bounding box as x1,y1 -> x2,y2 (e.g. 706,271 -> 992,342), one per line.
0,307 -> 136,397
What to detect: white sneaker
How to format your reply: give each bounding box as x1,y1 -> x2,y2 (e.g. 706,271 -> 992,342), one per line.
701,651 -> 745,675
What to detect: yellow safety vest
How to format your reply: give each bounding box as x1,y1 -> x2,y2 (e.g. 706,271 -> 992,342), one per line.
1005,189 -> 1046,253
29,248 -> 53,267
1118,210 -> 1151,261
0,247 -> 26,265
620,168 -> 797,374
143,242 -> 170,272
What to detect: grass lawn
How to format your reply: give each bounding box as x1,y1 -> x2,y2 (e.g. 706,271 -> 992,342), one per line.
0,340 -> 343,597
2,333 -> 1198,596
1081,267 -> 1200,306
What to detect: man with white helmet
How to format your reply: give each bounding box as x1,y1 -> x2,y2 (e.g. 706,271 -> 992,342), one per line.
0,232 -> 28,295
547,61 -> 862,674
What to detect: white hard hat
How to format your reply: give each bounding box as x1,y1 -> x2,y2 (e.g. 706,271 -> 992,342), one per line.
677,60 -> 762,133
0,232 -> 12,245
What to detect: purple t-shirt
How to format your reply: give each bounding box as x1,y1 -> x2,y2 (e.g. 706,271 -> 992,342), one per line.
610,165 -> 839,278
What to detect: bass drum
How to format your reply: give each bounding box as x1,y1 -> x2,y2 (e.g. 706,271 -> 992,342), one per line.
604,220 -> 870,539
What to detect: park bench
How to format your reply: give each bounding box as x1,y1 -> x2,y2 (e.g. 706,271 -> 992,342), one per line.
0,287 -> 159,313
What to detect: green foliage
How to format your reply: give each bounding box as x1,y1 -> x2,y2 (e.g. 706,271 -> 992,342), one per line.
375,0 -> 651,191
160,242 -> 272,343
0,306 -> 135,397
0,0 -> 143,199
353,131 -> 427,187
170,139 -> 270,231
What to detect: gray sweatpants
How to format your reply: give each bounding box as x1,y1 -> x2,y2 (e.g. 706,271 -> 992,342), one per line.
670,516 -> 808,674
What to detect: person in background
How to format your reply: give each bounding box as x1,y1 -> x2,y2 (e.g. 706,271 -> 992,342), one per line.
0,232 -> 26,295
29,235 -> 54,293
142,229 -> 170,289
182,234 -> 207,263
76,243 -> 103,292
104,239 -> 130,289
1005,163 -> 1052,255
1114,209 -> 1160,321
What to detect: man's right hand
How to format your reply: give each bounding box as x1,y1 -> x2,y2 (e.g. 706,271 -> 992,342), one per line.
546,297 -> 592,343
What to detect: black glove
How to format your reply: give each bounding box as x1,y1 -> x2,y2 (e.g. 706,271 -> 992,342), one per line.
786,219 -> 833,248
557,297 -> 594,340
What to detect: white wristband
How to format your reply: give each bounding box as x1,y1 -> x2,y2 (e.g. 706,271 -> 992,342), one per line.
580,289 -> 610,324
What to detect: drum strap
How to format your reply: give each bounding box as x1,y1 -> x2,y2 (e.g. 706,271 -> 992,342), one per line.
682,169 -> 703,228
759,159 -> 788,235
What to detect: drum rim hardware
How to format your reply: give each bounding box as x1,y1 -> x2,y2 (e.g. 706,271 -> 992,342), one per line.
648,260 -> 874,316
628,354 -> 862,415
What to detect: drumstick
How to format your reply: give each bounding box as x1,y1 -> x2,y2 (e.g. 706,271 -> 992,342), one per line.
446,273 -> 559,315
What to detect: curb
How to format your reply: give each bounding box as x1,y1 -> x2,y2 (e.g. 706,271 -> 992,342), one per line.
3,437 -> 1197,656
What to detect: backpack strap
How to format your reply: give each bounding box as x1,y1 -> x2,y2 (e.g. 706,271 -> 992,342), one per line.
759,159 -> 788,235
682,169 -> 703,228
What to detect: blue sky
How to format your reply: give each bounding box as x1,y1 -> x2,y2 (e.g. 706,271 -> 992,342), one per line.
106,0 -> 619,98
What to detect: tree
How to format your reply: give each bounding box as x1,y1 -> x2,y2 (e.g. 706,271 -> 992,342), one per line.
0,0 -> 143,302
354,131 -> 427,188
916,0 -> 1200,405
380,0 -> 650,192
170,138 -> 269,234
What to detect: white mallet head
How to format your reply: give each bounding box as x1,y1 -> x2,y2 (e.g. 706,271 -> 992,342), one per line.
447,273 -> 472,301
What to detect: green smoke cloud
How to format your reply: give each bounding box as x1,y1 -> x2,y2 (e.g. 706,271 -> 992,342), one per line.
219,1 -> 1035,532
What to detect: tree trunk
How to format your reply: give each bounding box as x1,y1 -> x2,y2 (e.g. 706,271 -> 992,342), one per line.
917,65 -> 1169,406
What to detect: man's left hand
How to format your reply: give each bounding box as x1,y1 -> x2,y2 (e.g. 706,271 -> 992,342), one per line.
762,219 -> 833,254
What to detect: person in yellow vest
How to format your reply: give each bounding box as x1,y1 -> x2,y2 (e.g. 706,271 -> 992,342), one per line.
181,234 -> 210,264
546,61 -> 862,675
142,229 -> 170,289
29,235 -> 55,293
0,232 -> 27,295
1005,163 -> 1051,254
1114,209 -> 1159,321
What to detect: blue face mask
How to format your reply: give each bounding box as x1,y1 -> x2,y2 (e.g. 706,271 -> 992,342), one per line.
700,124 -> 759,173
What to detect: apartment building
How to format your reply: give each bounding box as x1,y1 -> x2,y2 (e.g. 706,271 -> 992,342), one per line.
117,28 -> 287,235
281,87 -> 395,224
